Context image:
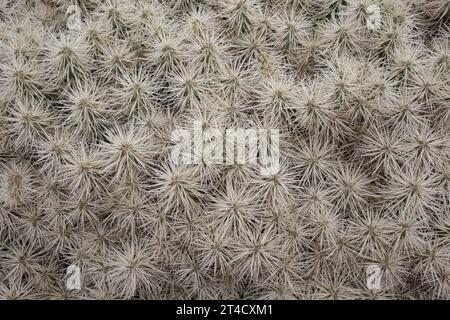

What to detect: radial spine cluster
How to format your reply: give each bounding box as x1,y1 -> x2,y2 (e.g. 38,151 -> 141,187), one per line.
0,0 -> 449,299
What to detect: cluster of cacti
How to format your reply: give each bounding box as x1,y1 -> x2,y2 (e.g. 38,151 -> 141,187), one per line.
0,0 -> 449,300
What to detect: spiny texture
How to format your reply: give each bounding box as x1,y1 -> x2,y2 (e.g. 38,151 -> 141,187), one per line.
0,0 -> 449,300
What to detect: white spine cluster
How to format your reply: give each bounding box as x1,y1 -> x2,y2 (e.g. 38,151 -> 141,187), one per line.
0,0 -> 448,299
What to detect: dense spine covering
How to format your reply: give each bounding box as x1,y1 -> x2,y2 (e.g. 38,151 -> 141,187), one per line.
0,0 -> 449,299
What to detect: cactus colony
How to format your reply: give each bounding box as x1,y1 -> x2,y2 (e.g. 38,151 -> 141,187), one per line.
0,0 -> 449,299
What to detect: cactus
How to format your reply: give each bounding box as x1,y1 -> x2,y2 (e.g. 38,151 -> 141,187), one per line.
0,0 -> 448,300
